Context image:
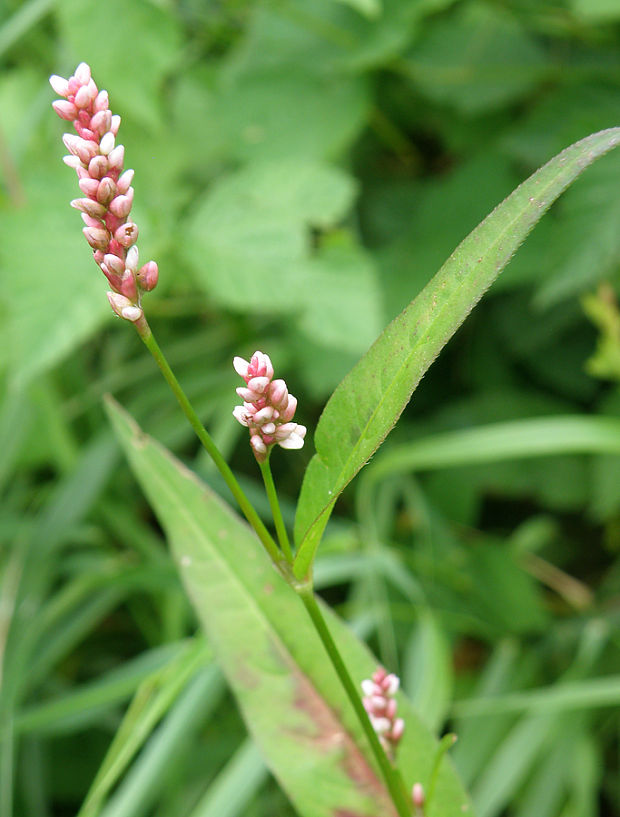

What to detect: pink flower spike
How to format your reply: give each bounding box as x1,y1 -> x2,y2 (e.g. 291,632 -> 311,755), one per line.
232,351 -> 305,461
412,783 -> 425,809
360,666 -> 403,760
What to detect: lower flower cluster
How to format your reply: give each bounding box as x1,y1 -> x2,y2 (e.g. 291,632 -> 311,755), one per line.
233,351 -> 306,461
361,666 -> 405,758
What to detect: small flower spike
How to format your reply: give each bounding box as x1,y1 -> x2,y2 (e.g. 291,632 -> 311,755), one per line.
233,351 -> 307,462
361,666 -> 405,760
50,63 -> 158,323
412,783 -> 426,814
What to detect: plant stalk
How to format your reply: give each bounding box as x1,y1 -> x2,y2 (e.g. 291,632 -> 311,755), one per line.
133,317 -> 281,565
259,456 -> 293,563
296,582 -> 412,817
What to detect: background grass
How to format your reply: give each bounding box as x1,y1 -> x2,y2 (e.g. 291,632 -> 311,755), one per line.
1,0 -> 620,815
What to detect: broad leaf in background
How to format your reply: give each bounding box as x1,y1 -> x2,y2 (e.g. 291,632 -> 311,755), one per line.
404,2 -> 547,114
56,0 -> 181,129
293,128 -> 620,580
0,166 -> 110,388
107,398 -> 473,817
184,159 -> 357,312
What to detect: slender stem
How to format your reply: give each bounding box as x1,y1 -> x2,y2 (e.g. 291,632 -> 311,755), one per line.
296,583 -> 412,817
259,455 -> 293,563
133,317 -> 281,565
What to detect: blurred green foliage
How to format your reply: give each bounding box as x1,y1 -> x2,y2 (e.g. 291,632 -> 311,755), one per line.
2,0 -> 620,815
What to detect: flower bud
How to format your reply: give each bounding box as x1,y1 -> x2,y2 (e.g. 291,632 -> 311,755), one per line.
49,74 -> 69,96
107,292 -> 142,322
109,193 -> 133,218
91,109 -> 112,135
103,253 -> 125,275
88,155 -> 109,179
114,222 -> 138,247
78,177 -> 100,198
74,85 -> 93,109
74,62 -> 92,85
125,245 -> 139,272
107,144 -> 125,170
96,176 -> 117,205
117,169 -> 134,194
99,131 -> 115,155
52,100 -> 77,120
110,115 -> 121,135
137,260 -> 158,291
83,226 -> 110,250
71,197 -> 107,218
93,90 -> 109,113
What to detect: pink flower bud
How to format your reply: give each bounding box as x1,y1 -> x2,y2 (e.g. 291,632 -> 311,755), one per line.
71,198 -> 107,218
85,78 -> 98,100
110,115 -> 121,135
232,406 -> 250,426
253,407 -> 275,425
137,261 -> 158,291
52,100 -> 78,120
91,109 -> 112,135
88,155 -> 109,179
94,90 -> 109,113
96,176 -> 117,205
277,426 -> 306,449
49,74 -> 69,96
74,85 -> 93,109
118,269 -> 138,300
250,435 -> 267,458
103,253 -> 125,275
81,213 -> 102,228
279,395 -> 297,423
78,178 -> 100,198
74,62 -> 92,85
125,245 -> 139,272
109,193 -> 133,218
83,226 -> 110,250
114,222 -> 138,247
233,357 -> 250,378
384,674 -> 400,696
117,169 -> 134,194
107,144 -> 124,170
268,379 -> 288,410
412,783 -> 425,809
99,132 -> 115,155
247,376 -> 270,394
107,292 -> 143,322
63,154 -> 84,169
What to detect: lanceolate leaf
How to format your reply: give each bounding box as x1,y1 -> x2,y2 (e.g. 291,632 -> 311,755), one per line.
293,128 -> 620,580
107,398 -> 473,817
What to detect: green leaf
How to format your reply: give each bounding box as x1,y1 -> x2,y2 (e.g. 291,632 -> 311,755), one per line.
213,68 -> 369,163
0,166 -> 110,388
107,398 -> 473,817
570,0 -> 620,22
56,0 -> 181,129
293,128 -> 620,580
404,3 -> 547,114
184,160 -> 357,313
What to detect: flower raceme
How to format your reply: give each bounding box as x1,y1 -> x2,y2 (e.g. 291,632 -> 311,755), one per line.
233,352 -> 307,462
361,667 -> 405,760
50,62 -> 158,322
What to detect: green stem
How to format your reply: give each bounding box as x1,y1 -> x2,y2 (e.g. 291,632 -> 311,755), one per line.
259,455 -> 293,563
296,583 -> 412,817
133,317 -> 281,565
